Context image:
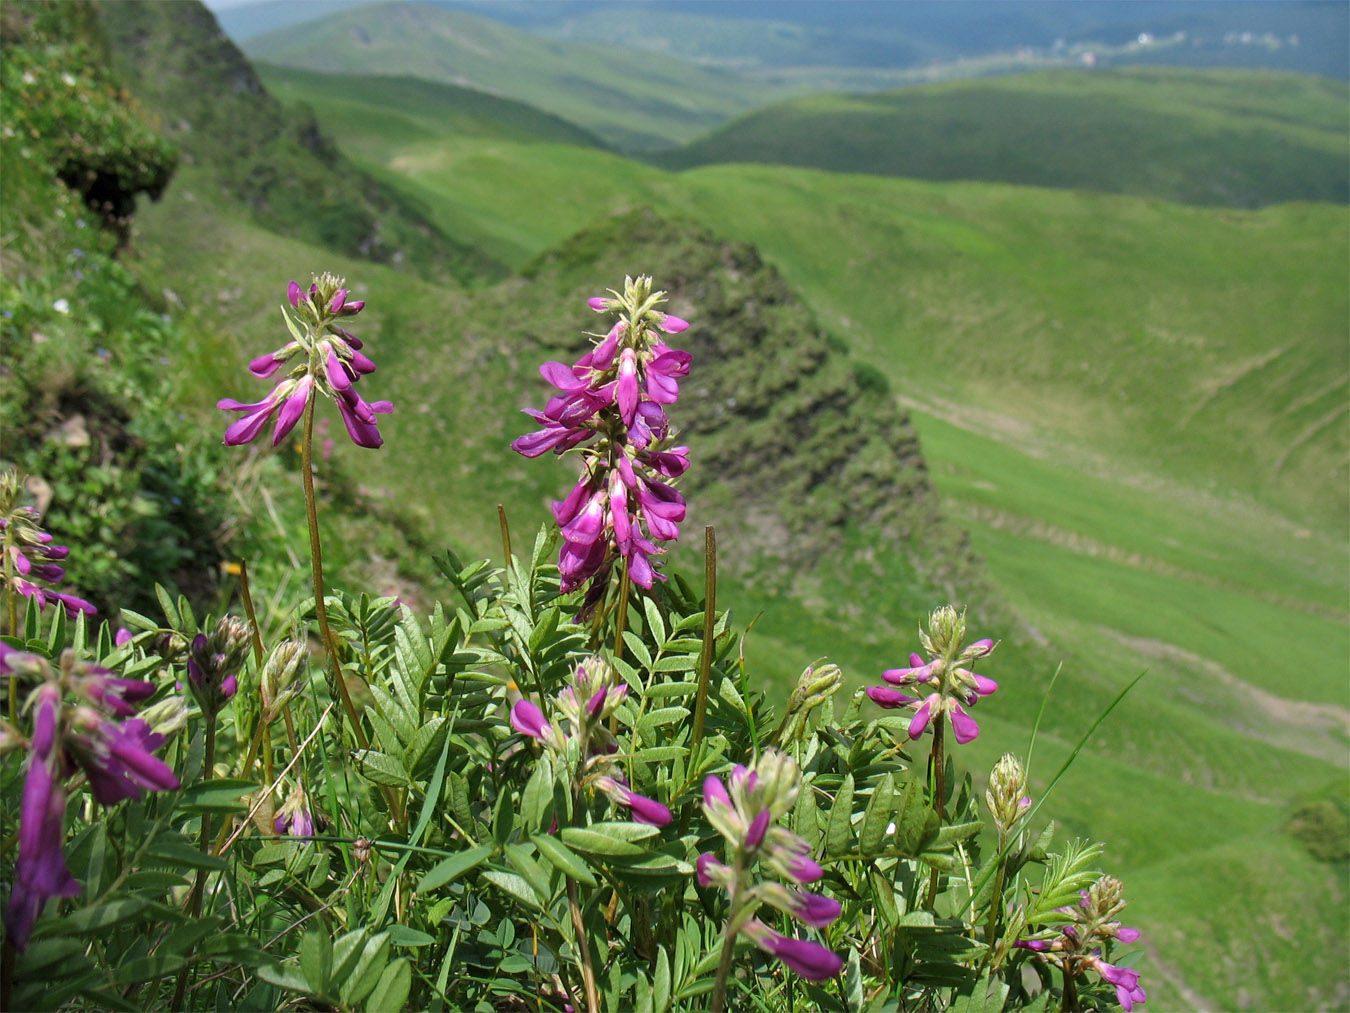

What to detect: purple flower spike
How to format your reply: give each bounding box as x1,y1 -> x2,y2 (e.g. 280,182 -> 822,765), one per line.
867,611 -> 1000,748
510,699 -> 552,741
222,274 -> 388,451
513,277 -> 691,601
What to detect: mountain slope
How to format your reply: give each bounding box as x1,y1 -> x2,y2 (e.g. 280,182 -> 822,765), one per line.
241,1 -> 797,151
258,64 -> 607,158
656,67 -> 1350,208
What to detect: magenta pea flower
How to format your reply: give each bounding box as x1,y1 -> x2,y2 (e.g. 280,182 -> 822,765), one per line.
1,473 -> 96,618
698,749 -> 843,996
1015,875 -> 1146,1010
274,783 -> 324,838
510,657 -> 668,828
512,276 -> 692,602
2,649 -> 181,951
218,273 -> 391,450
866,605 -> 998,745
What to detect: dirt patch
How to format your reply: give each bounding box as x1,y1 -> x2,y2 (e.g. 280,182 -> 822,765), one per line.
1099,627 -> 1350,768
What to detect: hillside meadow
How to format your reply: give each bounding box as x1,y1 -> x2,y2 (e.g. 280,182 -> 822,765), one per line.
120,58 -> 1350,1011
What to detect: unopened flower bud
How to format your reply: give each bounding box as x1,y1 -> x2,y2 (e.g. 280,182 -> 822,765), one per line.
919,605 -> 967,657
986,753 -> 1029,834
260,640 -> 307,713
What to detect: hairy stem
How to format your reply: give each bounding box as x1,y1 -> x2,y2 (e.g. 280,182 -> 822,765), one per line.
566,874 -> 600,1013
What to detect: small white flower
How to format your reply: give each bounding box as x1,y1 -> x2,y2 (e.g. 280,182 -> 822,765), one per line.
52,299 -> 70,315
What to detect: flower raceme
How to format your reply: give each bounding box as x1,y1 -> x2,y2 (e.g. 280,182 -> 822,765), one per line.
217,274 -> 391,450
509,656 -> 671,827
1,471 -> 96,619
698,749 -> 843,983
1014,875 -> 1147,1011
0,646 -> 181,951
866,605 -> 998,744
512,276 -> 691,596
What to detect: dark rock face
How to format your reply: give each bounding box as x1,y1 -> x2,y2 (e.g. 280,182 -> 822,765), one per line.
518,208 -> 978,591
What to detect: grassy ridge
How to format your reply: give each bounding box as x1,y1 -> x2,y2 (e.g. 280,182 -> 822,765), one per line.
655,67 -> 1350,208
242,1 -> 798,151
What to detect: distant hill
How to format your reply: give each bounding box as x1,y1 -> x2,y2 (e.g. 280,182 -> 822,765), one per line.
97,0 -> 502,283
219,1 -> 1350,84
655,67 -> 1350,208
257,64 -> 606,158
240,2 -> 794,151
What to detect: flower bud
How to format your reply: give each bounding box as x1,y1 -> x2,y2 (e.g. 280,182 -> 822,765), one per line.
260,640 -> 307,713
986,753 -> 1029,834
919,605 -> 967,657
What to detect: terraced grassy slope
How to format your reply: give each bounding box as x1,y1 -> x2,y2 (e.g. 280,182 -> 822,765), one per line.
242,1 -> 799,151
656,67 -> 1350,208
226,65 -> 1350,1010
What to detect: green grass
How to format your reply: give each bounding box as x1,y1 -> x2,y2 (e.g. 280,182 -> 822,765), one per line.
655,67 -> 1350,208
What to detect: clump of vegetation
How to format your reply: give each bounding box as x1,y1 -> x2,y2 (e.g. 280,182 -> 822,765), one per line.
0,269 -> 1149,1012
1287,796 -> 1350,863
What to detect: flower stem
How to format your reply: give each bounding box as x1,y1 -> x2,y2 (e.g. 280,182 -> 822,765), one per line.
566,874 -> 600,1013
4,524 -> 17,721
611,565 -> 631,662
300,396 -> 367,751
497,503 -> 513,566
173,713 -> 218,1008
690,526 -> 717,756
236,558 -> 266,667
984,843 -> 1009,954
566,786 -> 600,1013
709,849 -> 744,1013
924,714 -> 947,908
1059,964 -> 1079,1012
